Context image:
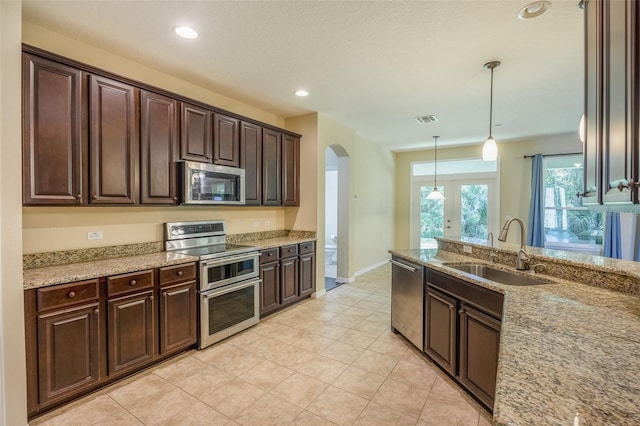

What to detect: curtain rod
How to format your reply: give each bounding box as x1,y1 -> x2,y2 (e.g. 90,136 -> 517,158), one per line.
523,152 -> 582,159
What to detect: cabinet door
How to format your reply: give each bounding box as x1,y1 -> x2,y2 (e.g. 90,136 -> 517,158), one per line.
259,261 -> 280,316
459,304 -> 501,409
23,54 -> 86,205
180,102 -> 212,162
37,303 -> 100,405
424,286 -> 457,376
240,121 -> 262,205
280,257 -> 299,304
213,113 -> 240,167
140,90 -> 178,204
159,281 -> 197,354
89,75 -> 138,204
282,134 -> 300,206
299,253 -> 315,298
107,290 -> 155,376
262,128 -> 282,205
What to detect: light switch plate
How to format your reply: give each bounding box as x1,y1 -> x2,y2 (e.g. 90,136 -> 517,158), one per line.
87,231 -> 103,240
463,245 -> 472,253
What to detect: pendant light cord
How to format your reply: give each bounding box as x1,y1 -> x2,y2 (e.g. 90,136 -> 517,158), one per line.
488,67 -> 493,138
433,135 -> 439,188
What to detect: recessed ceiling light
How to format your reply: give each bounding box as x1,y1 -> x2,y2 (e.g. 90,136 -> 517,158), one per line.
414,115 -> 438,124
518,1 -> 552,19
295,90 -> 309,97
175,26 -> 198,39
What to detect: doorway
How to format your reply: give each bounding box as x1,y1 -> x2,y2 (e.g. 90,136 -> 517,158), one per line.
325,145 -> 350,290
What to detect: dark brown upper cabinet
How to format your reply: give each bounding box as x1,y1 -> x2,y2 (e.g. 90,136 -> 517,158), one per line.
179,102 -> 212,163
140,90 -> 178,205
583,0 -> 640,205
213,113 -> 240,167
262,128 -> 282,205
22,53 -> 87,205
240,121 -> 263,205
282,133 -> 300,206
89,75 -> 139,204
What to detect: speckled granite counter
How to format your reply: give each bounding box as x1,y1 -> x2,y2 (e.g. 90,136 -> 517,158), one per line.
389,245 -> 640,425
23,252 -> 198,290
227,230 -> 316,249
239,236 -> 316,250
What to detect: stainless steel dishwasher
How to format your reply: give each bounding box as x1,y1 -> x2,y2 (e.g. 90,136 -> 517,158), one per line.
390,256 -> 424,349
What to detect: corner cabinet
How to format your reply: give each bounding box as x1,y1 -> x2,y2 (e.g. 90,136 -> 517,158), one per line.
583,0 -> 640,205
24,262 -> 197,419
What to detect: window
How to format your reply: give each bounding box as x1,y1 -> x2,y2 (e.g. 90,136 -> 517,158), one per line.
544,155 -> 602,254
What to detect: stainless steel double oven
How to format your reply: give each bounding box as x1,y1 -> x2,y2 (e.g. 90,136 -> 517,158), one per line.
165,221 -> 260,349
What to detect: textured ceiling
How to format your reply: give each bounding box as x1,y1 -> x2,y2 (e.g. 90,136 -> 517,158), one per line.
22,0 -> 584,150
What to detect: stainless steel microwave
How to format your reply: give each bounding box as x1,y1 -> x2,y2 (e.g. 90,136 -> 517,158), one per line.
178,161 -> 245,205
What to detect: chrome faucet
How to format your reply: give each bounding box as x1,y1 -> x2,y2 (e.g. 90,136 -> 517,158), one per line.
487,232 -> 498,263
497,217 -> 530,270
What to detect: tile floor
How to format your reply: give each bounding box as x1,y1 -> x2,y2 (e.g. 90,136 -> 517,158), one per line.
30,264 -> 492,426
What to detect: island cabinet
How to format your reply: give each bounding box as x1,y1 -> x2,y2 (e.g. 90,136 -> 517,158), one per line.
258,241 -> 316,316
24,262 -> 197,419
22,53 -> 86,205
424,268 -> 503,410
583,0 -> 640,205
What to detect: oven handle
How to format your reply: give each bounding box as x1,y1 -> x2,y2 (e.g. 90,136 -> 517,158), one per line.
200,252 -> 259,269
202,278 -> 261,299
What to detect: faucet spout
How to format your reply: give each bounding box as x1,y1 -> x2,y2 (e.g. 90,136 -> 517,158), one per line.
497,217 -> 529,270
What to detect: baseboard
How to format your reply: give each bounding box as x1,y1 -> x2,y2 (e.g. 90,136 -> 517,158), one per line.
336,276 -> 355,283
312,289 -> 327,298
355,257 -> 390,277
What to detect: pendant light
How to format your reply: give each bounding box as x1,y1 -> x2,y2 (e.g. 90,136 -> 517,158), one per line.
426,136 -> 445,200
482,61 -> 501,161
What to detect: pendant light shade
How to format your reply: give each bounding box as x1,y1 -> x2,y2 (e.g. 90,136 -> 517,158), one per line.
579,113 -> 585,143
482,61 -> 501,161
427,136 -> 445,200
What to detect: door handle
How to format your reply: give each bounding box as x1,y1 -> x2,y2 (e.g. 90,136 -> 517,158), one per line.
389,259 -> 417,273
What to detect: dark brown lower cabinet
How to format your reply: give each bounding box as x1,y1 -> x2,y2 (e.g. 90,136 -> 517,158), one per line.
459,304 -> 501,408
259,260 -> 281,316
280,256 -> 299,304
107,290 -> 155,376
159,281 -> 197,354
299,253 -> 315,297
37,303 -> 100,406
424,287 -> 457,376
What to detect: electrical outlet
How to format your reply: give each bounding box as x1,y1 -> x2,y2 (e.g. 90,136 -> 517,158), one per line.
264,221 -> 271,226
463,245 -> 472,254
252,221 -> 260,227
87,231 -> 103,240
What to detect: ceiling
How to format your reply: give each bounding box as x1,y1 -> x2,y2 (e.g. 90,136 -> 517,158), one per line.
22,0 -> 584,151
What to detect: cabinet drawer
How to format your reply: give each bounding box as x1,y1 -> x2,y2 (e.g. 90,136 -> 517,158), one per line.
298,241 -> 315,254
36,279 -> 99,312
107,270 -> 154,297
158,263 -> 196,286
260,248 -> 280,264
280,244 -> 298,259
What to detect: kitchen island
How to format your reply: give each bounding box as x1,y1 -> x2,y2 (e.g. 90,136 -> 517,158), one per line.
390,238 -> 640,426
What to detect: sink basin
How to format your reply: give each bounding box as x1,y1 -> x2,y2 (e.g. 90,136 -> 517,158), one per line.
445,263 -> 552,286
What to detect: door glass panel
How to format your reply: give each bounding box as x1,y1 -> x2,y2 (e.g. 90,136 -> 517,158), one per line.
460,184 -> 488,239
420,185 -> 444,249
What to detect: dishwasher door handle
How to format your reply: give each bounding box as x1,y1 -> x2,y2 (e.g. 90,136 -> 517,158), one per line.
389,259 -> 418,273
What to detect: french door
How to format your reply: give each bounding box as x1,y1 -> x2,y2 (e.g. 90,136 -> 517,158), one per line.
411,178 -> 498,249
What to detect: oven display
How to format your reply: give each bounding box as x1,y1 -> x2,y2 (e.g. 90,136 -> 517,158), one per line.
207,258 -> 256,283
207,285 -> 255,336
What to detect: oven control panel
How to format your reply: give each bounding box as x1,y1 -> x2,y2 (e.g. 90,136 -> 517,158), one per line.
165,221 -> 226,240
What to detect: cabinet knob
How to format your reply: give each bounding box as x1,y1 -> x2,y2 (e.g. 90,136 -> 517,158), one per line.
458,309 -> 464,315
177,270 -> 183,276
172,197 -> 178,202
94,308 -> 99,315
68,291 -> 76,298
149,295 -> 154,301
92,195 -> 97,200
130,279 -> 137,286
76,194 -> 81,199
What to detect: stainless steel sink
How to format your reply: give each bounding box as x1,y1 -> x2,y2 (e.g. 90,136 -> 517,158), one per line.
445,263 -> 552,286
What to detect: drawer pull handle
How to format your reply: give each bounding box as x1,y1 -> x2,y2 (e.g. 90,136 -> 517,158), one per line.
130,280 -> 137,286
68,291 -> 76,298
177,270 -> 183,276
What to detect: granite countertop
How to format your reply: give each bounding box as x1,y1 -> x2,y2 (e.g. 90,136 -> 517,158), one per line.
240,236 -> 316,250
23,252 -> 198,290
389,248 -> 640,425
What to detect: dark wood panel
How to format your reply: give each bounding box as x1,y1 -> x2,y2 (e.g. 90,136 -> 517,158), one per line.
106,270 -> 154,298
424,286 -> 457,376
37,303 -> 100,405
299,253 -> 315,298
280,257 -> 299,304
180,102 -> 212,162
36,279 -> 99,312
298,241 -> 315,255
262,128 -> 281,205
140,90 -> 178,204
159,281 -> 197,354
240,121 -> 262,205
260,248 -> 279,264
107,291 -> 155,376
89,75 -> 138,204
213,113 -> 240,167
158,263 -> 197,286
282,134 -> 300,206
259,261 -> 280,316
280,244 -> 298,259
22,53 -> 85,205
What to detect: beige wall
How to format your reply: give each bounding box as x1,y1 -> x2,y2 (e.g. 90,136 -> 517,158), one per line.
394,133 -> 583,247
1,1 -> 28,424
20,22 -> 318,254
